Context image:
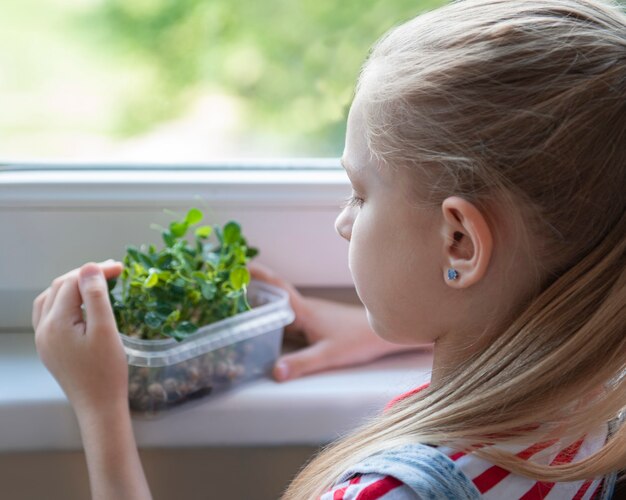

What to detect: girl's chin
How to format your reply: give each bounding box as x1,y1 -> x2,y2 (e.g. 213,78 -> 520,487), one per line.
365,308 -> 376,329
366,310 -> 434,346
366,311 -> 402,343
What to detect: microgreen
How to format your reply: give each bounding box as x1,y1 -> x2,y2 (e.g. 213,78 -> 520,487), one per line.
107,208 -> 259,342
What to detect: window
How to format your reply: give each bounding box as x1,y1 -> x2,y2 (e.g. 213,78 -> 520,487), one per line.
0,161 -> 353,330
0,0 -> 445,162
0,0 -> 447,330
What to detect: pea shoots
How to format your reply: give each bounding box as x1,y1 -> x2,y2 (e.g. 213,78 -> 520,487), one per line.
107,208 -> 259,341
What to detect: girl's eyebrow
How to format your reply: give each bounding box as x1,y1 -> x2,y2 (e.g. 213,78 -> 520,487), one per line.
341,157 -> 366,187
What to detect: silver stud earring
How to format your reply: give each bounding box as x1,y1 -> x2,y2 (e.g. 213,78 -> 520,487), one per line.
447,268 -> 459,281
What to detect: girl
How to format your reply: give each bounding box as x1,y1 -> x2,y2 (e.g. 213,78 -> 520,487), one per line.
33,0 -> 625,498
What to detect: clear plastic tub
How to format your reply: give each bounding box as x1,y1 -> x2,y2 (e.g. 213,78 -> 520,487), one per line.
119,280 -> 295,414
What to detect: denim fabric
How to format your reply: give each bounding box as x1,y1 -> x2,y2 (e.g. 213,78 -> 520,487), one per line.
600,470 -> 616,500
600,411 -> 624,500
336,443 -> 481,500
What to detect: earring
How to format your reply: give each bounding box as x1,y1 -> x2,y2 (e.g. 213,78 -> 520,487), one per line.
447,268 -> 459,281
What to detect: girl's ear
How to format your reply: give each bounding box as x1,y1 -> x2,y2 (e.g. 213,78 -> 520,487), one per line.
440,196 -> 493,288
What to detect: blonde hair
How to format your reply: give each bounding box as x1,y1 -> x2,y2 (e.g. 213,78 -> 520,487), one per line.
284,0 -> 626,498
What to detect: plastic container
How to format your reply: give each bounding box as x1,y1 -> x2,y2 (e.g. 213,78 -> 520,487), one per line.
119,280 -> 295,414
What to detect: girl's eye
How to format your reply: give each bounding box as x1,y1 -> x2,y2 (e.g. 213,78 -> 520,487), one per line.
341,195 -> 364,209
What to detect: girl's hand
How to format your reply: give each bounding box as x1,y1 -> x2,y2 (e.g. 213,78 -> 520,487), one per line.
33,260 -> 127,418
34,261 -> 152,499
249,263 -> 424,382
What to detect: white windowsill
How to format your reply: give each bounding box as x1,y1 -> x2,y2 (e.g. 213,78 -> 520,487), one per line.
0,333 -> 433,452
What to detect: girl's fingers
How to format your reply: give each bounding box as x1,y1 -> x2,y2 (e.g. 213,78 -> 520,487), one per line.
249,262 -> 287,288
40,276 -> 66,322
47,276 -> 84,336
32,291 -> 47,331
57,260 -> 123,285
78,264 -> 118,335
273,341 -> 336,382
249,262 -> 307,333
55,260 -> 123,289
32,260 -> 123,331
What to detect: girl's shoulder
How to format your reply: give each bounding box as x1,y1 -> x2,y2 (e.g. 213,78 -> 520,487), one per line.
319,473 -> 419,500
437,422 -> 609,500
322,442 -> 482,499
321,424 -> 612,500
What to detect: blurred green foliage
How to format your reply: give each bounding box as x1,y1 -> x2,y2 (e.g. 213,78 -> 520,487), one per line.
83,0 -> 448,155
4,0 -> 625,158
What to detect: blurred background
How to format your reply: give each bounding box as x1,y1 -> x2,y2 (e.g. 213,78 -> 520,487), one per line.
0,0 -> 447,162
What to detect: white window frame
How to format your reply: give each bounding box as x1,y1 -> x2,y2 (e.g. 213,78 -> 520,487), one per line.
0,159 -> 353,330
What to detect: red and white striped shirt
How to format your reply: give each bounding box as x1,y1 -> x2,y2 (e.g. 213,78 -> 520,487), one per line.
321,384 -> 608,499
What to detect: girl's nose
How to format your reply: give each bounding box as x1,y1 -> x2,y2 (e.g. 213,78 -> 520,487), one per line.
335,212 -> 352,241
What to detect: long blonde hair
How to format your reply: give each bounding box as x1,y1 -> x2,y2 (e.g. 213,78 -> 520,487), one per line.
284,0 -> 626,498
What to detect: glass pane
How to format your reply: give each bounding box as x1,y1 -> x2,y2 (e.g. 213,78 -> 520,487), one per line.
0,0 -> 447,165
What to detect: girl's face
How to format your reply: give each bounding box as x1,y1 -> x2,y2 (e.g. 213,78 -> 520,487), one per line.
335,96 -> 451,345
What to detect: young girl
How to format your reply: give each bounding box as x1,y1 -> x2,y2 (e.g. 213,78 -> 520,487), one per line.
33,0 -> 625,498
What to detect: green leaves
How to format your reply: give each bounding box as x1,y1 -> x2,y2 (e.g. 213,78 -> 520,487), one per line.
144,311 -> 163,329
201,282 -> 217,300
195,225 -> 212,239
185,208 -> 203,225
229,266 -> 250,290
169,221 -> 188,238
109,208 -> 259,342
223,221 -> 242,245
144,269 -> 159,288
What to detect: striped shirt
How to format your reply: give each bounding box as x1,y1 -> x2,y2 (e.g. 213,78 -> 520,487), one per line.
321,384 -> 609,499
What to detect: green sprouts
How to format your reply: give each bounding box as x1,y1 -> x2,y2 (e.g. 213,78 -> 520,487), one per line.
107,208 -> 259,341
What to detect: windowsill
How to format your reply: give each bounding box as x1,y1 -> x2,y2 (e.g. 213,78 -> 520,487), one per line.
0,333 -> 432,452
